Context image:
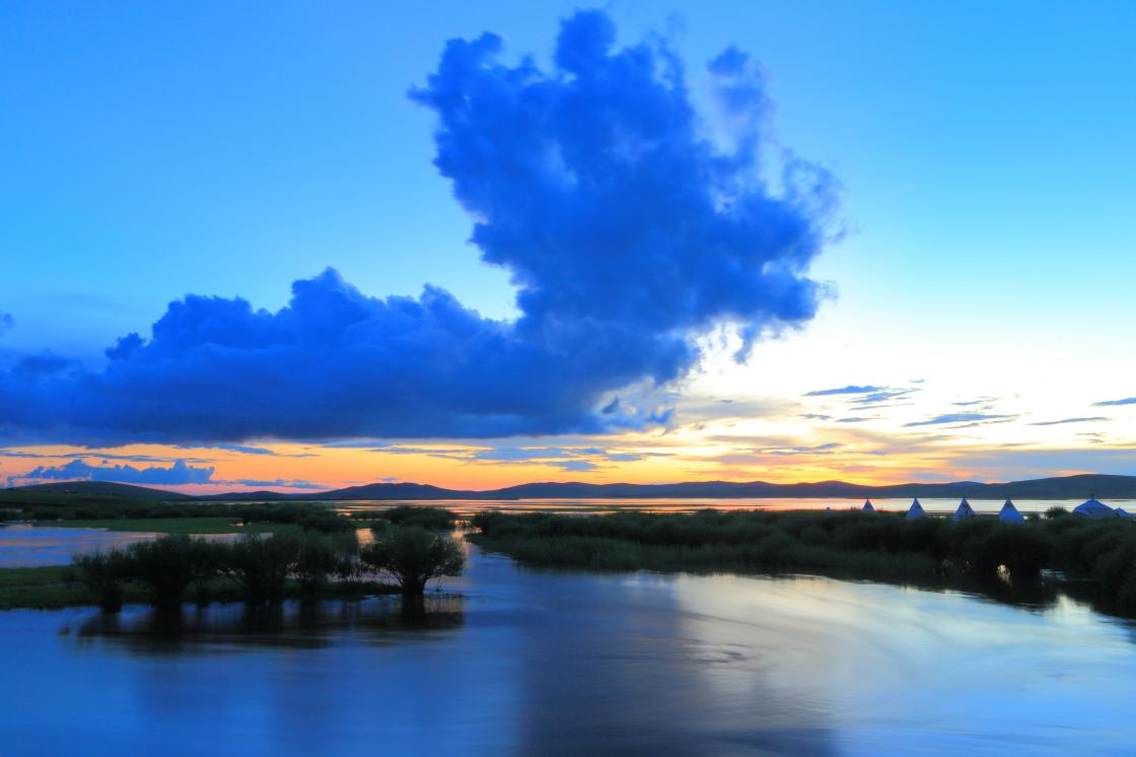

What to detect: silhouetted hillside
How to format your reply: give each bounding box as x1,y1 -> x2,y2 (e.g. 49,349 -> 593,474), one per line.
6,473 -> 1135,503
1,481 -> 191,502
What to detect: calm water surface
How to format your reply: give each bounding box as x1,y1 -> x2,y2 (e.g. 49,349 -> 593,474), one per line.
0,523 -> 239,567
0,523 -> 162,567
2,539 -> 1135,755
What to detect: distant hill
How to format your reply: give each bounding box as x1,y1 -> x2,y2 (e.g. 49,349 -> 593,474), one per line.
427,474 -> 1136,501
6,473 -> 1135,503
225,473 -> 1136,501
0,480 -> 192,502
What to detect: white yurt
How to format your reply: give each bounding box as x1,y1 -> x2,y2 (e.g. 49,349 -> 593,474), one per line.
905,498 -> 926,519
953,498 -> 976,520
998,498 -> 1024,523
1073,497 -> 1116,518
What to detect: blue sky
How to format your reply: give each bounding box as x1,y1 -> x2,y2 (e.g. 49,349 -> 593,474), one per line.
1,1 -> 1133,489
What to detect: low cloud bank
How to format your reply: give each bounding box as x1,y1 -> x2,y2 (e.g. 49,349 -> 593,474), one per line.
17,459 -> 214,486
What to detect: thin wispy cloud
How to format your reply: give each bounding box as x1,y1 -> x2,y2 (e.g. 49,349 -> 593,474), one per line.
1094,397 -> 1136,407
905,412 -> 1016,427
951,397 -> 998,407
804,385 -> 883,397
222,478 -> 324,490
1030,417 -> 1108,426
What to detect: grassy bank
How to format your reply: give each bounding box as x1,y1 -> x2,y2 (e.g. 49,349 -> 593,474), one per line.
470,509 -> 1136,616
0,566 -> 90,609
37,517 -> 284,535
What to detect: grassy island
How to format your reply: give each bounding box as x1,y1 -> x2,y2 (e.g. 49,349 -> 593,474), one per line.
469,509 -> 1136,617
0,500 -> 465,611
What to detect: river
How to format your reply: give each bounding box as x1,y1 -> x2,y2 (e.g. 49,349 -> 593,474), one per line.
1,527 -> 1134,755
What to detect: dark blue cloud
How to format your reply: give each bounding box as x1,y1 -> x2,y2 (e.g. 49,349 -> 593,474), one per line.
1094,397 -> 1136,407
17,458 -> 214,485
805,385 -> 883,397
0,10 -> 834,444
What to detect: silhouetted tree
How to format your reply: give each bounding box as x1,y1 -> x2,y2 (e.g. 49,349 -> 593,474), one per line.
72,551 -> 129,612
121,535 -> 221,609
359,526 -> 464,598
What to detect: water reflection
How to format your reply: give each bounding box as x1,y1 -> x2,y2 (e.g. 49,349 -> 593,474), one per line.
71,595 -> 466,650
2,546 -> 1135,754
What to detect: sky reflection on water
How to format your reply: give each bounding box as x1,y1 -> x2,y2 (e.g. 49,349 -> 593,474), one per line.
2,544 -> 1136,755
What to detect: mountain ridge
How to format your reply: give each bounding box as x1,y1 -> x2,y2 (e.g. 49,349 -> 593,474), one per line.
5,473 -> 1136,502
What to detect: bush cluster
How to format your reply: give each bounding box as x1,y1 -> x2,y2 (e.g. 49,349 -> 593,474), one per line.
361,505 -> 458,531
71,522 -> 464,612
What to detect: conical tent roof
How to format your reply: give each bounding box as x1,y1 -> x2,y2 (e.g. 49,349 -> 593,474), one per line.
862,499 -> 875,513
953,498 -> 976,520
998,498 -> 1024,523
905,498 -> 925,519
1116,508 -> 1132,519
1073,497 -> 1115,518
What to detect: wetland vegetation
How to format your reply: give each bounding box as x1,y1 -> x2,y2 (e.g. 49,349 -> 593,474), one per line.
470,508 -> 1136,616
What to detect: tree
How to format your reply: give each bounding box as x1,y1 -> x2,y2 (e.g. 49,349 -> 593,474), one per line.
72,550 -> 129,612
359,526 -> 464,598
121,535 -> 221,609
223,533 -> 302,605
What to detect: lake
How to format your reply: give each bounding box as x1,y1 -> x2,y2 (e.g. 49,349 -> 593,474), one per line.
2,528 -> 1135,755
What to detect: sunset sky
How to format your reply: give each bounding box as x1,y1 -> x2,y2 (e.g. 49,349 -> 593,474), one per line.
1,1 -> 1134,493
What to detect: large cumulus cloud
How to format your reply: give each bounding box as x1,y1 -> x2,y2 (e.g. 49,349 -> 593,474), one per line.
0,10 -> 835,444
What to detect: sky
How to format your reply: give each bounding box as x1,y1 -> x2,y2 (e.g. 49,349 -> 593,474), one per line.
1,1 -> 1134,492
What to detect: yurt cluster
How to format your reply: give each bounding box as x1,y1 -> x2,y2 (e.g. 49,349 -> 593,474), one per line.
860,496 -> 1131,521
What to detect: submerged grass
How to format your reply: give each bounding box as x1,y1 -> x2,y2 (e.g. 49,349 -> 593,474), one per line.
0,564 -> 398,610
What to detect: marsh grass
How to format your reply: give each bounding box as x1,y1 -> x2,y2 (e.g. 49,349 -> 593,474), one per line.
470,510 -> 1136,615
14,497 -> 355,534
45,517 -> 282,534
360,506 -> 459,531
